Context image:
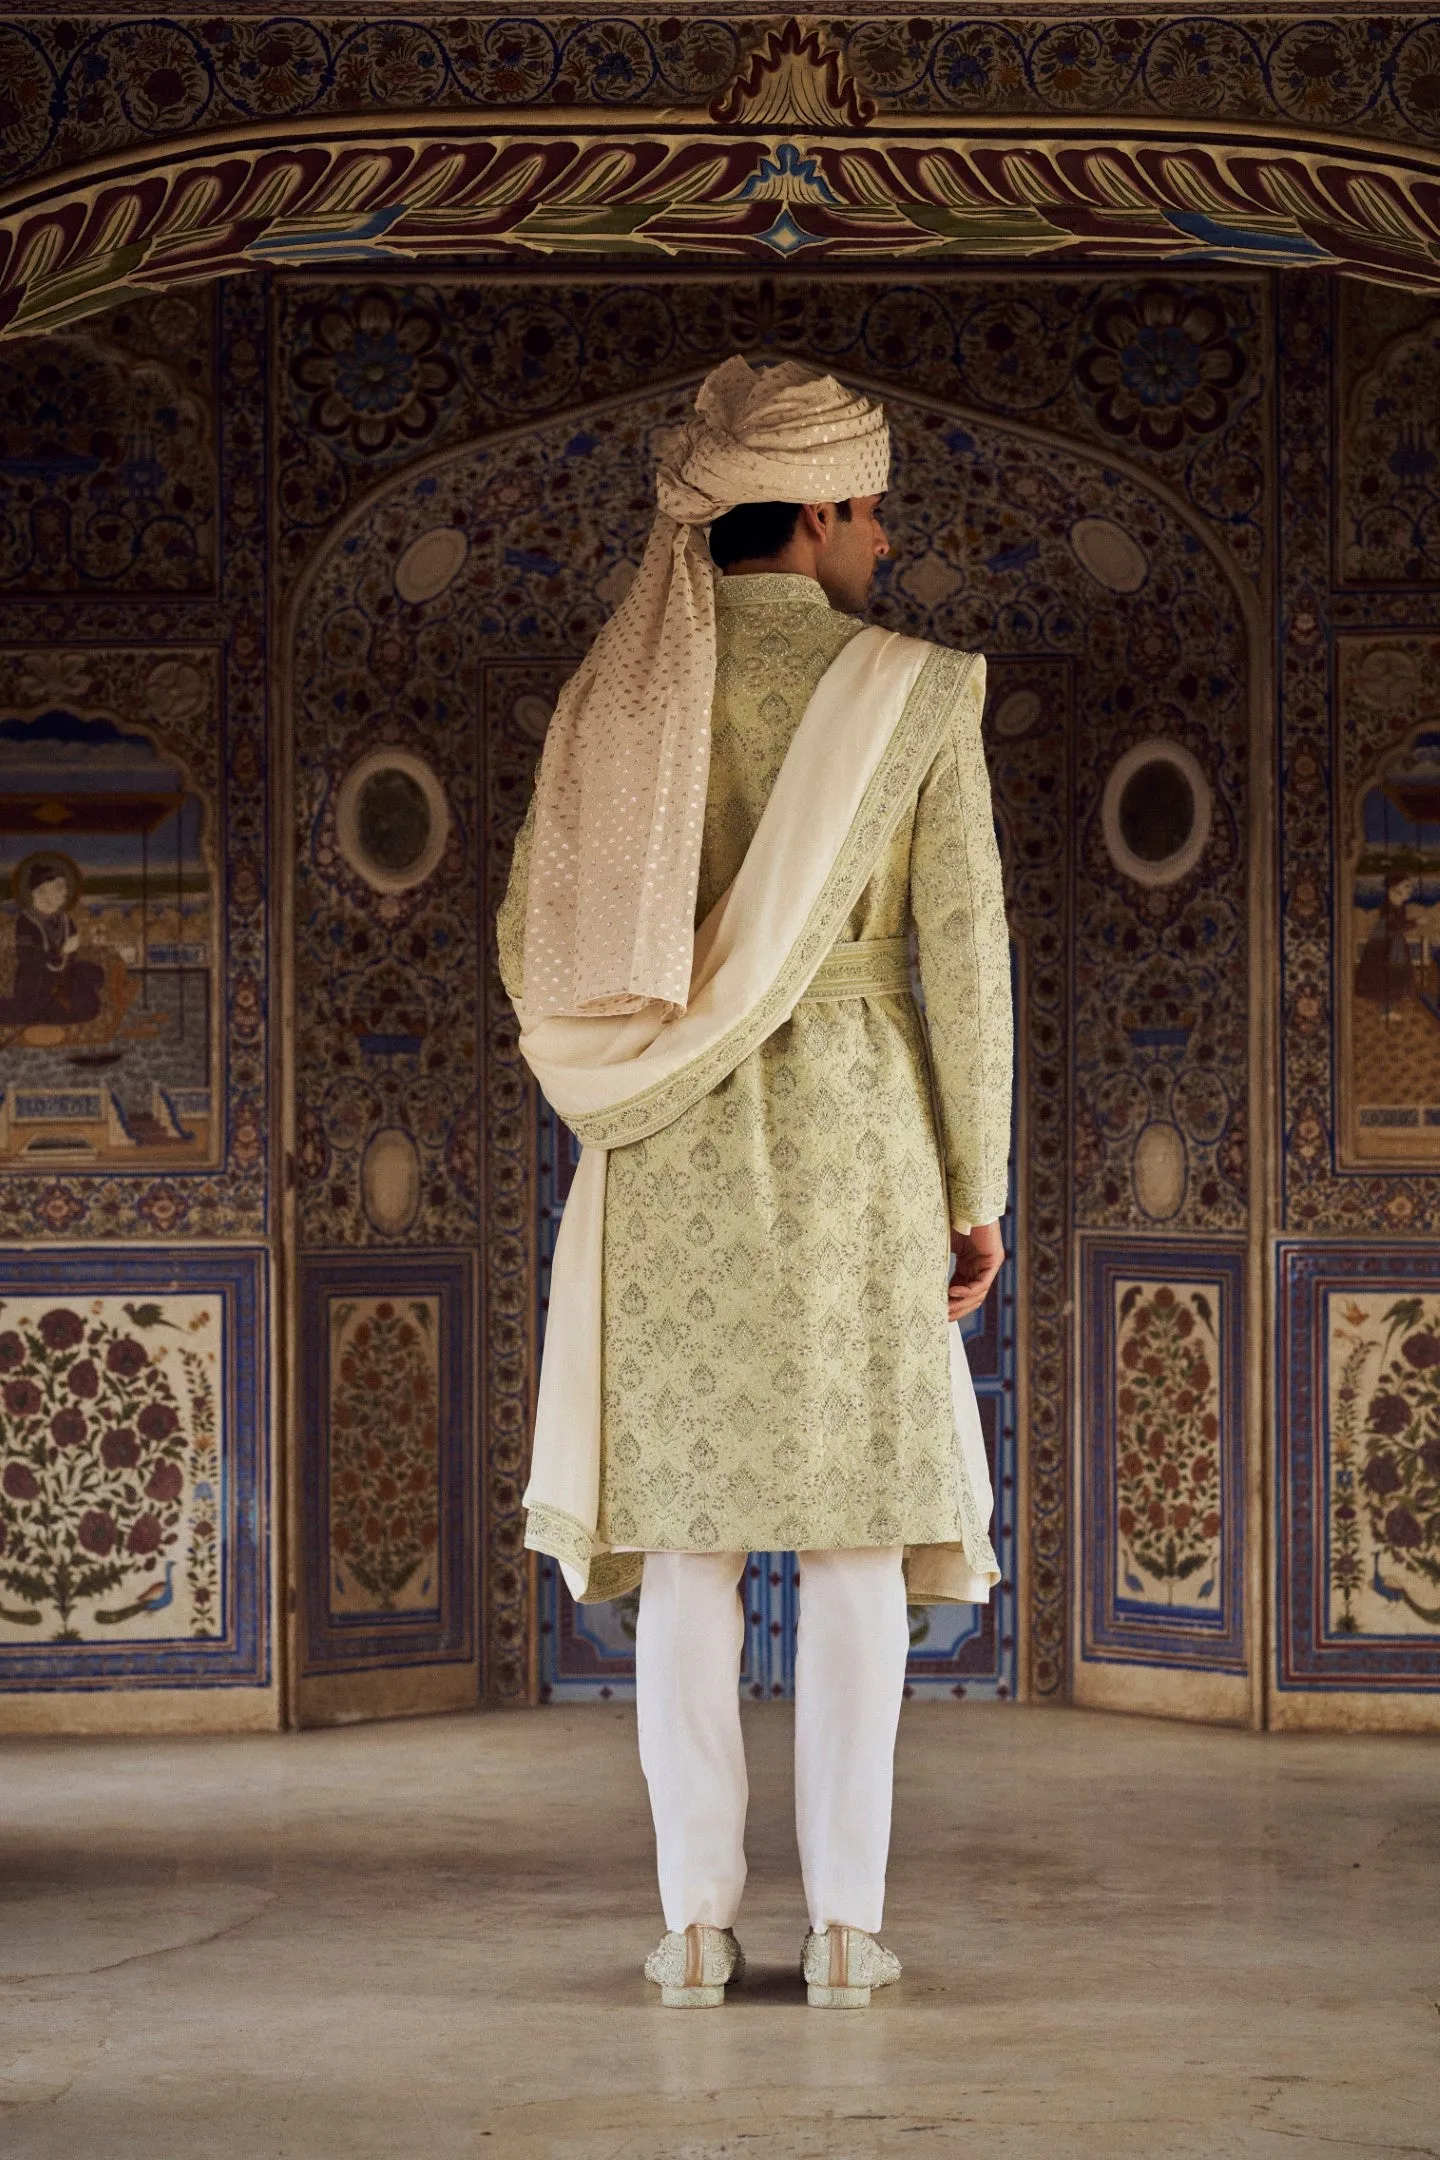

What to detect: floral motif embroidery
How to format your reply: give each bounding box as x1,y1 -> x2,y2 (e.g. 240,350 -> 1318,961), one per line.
508,586 -> 1006,1600
328,1298 -> 440,1611
1114,1282 -> 1221,1600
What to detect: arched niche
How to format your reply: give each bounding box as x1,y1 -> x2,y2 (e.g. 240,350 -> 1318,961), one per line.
283,359 -> 1259,1708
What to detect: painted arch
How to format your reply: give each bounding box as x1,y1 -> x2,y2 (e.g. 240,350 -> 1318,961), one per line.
7,22 -> 1440,337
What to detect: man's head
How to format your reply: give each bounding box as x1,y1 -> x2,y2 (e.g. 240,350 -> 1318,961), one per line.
708,492 -> 889,612
28,868 -> 68,917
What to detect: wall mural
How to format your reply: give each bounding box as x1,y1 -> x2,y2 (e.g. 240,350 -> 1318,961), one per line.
0,1246 -> 267,1690
6,20 -> 1440,337
1280,277 -> 1440,1238
10,12 -> 1440,193
298,1250 -> 473,1680
1278,1246 -> 1440,1696
1338,635 -> 1440,1169
1338,283 -> 1440,590
0,292 -> 217,593
0,647 -> 219,1173
277,275 -> 1265,592
1082,1241 -> 1247,1677
292,278 -> 1255,1700
0,278 -> 270,1246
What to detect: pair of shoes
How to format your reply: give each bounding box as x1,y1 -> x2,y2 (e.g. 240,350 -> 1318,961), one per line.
801,1925 -> 901,2008
644,1923 -> 746,2007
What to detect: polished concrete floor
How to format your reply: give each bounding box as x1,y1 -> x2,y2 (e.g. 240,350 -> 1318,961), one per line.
1,1703 -> 1437,2159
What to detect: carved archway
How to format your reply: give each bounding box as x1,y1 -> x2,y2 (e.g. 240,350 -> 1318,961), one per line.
280,341 -> 1262,1703
6,23 -> 1440,337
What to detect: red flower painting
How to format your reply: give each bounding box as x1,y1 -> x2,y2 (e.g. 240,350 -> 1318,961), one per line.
1114,1282 -> 1223,1600
0,1306 -> 189,1636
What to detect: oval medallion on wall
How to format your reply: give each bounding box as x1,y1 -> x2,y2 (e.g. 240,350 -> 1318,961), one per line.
1069,515 -> 1149,593
336,749 -> 450,894
1132,1120 -> 1188,1221
1101,738 -> 1212,888
394,525 -> 469,605
361,1128 -> 422,1237
992,687 -> 1042,738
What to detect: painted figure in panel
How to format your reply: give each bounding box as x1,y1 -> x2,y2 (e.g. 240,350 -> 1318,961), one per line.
0,704 -> 216,1169
1349,726 -> 1440,1161
499,359 -> 1012,2006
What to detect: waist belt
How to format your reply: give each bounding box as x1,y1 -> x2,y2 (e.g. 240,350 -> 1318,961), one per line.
799,936 -> 912,1002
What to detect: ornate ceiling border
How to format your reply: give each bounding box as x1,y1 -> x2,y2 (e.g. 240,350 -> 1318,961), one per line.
4,23 -> 1440,336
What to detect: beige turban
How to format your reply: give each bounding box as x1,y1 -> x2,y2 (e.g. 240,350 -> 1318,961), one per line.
521,356 -> 890,1021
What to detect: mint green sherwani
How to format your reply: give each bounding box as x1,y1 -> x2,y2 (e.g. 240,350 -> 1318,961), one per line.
499,574 -> 1012,1597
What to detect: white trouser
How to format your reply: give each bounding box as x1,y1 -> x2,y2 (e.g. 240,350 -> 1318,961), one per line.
634,1546 -> 910,1935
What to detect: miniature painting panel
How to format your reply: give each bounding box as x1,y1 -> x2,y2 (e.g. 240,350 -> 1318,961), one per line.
1113,1278 -> 1224,1617
0,1293 -> 222,1644
0,692 -> 218,1172
1339,640 -> 1440,1167
1326,1290 -> 1440,1640
328,1295 -> 441,1621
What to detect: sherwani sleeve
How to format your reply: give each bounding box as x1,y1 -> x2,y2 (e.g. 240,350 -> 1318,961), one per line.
496,788 -> 537,1007
909,654 -> 1013,1230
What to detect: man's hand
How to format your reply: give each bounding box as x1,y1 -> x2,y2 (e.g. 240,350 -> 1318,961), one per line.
949,1221 -> 1004,1322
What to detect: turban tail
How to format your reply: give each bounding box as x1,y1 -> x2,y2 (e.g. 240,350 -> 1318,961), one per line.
521,356 -> 891,1022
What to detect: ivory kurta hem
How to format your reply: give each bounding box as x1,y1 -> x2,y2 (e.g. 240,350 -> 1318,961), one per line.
499,575 -> 1013,1603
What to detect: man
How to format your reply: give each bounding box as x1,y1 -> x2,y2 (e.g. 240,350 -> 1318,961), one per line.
498,357 -> 1011,2009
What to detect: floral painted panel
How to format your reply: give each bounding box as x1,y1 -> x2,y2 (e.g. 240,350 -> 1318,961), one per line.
1329,1293 -> 1440,1638
328,1295 -> 440,1620
0,1245 -> 268,1696
0,1292 -> 221,1642
298,1251 -> 473,1681
1112,1279 -> 1223,1616
1083,1242 -> 1246,1676
1278,1247 -> 1440,1693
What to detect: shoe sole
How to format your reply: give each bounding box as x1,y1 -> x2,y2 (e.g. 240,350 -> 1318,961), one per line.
659,1983 -> 727,2007
806,1983 -> 871,2008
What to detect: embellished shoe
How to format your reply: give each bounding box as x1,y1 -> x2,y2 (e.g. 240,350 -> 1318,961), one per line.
644,1923 -> 746,2007
801,1925 -> 901,2008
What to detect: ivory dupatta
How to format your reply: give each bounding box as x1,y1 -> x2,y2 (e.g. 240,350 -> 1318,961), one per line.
518,626 -> 1000,1605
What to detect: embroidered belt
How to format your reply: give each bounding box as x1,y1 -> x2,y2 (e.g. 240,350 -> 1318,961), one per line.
799,936 -> 912,1002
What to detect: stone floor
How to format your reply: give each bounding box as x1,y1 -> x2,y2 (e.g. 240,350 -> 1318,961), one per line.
1,1703 -> 1437,2159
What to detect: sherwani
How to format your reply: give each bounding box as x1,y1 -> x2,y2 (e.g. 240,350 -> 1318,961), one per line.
498,573 -> 1012,1600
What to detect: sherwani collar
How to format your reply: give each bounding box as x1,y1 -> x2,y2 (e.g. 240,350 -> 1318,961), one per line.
714,572 -> 837,612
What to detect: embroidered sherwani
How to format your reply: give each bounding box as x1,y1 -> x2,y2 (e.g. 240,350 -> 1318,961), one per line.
499,573 -> 1012,1600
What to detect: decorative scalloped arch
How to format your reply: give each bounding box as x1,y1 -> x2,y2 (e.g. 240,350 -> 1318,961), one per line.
6,99 -> 1440,339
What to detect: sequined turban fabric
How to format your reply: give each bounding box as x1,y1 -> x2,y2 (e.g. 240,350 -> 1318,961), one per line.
521,356 -> 891,1020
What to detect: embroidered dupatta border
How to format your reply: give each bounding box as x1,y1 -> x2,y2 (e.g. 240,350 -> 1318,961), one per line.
562,644 -> 982,1151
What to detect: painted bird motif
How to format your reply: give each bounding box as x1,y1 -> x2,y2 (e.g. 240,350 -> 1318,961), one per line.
122,1302 -> 182,1332
95,1560 -> 175,1626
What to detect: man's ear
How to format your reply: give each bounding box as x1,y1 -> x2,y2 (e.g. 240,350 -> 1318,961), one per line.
798,501 -> 831,546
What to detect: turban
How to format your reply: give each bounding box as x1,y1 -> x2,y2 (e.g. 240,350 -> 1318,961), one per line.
521,356 -> 890,1021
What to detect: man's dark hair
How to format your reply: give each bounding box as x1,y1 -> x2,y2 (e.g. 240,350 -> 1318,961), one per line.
708,497 -> 852,571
